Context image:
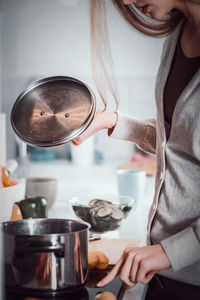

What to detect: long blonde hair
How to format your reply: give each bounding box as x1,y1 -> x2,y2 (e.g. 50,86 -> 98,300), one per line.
90,0 -> 183,110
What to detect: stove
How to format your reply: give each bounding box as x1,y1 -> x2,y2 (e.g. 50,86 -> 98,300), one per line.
4,260 -> 125,300
6,286 -> 89,300
5,276 -> 125,300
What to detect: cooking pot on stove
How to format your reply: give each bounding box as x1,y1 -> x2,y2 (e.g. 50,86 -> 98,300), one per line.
11,76 -> 96,147
3,218 -> 89,291
6,287 -> 89,300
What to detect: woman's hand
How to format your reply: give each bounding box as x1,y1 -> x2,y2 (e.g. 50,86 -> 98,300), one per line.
71,110 -> 117,146
97,244 -> 171,289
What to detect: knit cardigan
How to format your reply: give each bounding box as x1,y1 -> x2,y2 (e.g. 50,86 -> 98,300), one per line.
109,21 -> 200,285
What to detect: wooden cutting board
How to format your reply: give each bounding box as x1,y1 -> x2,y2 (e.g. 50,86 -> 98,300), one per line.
89,238 -> 140,266
118,159 -> 156,176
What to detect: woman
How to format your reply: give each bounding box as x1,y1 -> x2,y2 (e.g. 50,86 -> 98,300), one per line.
72,0 -> 200,298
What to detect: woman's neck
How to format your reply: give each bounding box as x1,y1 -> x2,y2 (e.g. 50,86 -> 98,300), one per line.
176,0 -> 200,32
175,0 -> 200,58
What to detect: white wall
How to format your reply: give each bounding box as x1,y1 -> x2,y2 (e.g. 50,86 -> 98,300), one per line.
1,0 -> 164,163
0,4 -> 2,112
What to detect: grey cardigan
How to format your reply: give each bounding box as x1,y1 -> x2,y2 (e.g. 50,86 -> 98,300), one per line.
110,22 -> 200,285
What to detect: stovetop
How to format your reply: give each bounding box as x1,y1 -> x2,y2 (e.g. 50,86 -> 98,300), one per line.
5,277 -> 124,300
6,286 -> 89,300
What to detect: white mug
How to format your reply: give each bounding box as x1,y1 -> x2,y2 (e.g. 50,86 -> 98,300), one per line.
117,169 -> 146,208
70,136 -> 95,167
26,177 -> 57,209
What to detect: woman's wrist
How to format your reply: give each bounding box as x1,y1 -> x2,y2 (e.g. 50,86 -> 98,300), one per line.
102,111 -> 118,130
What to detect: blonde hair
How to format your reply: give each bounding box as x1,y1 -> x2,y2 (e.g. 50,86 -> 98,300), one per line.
90,0 -> 183,110
111,0 -> 183,37
90,0 -> 120,110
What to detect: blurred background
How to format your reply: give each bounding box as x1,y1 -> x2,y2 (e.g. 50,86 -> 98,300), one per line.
0,0 -> 163,167
0,2 -> 163,298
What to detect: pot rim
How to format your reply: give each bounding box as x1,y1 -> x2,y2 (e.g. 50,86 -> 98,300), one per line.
3,218 -> 90,237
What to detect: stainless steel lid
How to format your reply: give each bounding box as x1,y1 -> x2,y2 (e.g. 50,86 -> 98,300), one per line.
11,76 -> 96,147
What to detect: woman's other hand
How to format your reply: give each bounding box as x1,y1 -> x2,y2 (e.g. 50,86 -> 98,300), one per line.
71,110 -> 117,146
97,244 -> 171,289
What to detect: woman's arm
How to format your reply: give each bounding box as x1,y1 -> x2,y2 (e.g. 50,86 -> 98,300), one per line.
97,244 -> 171,288
97,218 -> 200,288
71,110 -> 117,145
161,218 -> 200,272
109,112 -> 156,155
71,110 -> 157,155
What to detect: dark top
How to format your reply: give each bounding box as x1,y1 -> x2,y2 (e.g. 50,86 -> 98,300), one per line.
164,33 -> 200,125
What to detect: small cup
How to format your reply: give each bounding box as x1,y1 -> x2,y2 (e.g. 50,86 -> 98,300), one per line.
117,169 -> 146,208
70,136 -> 95,167
26,177 -> 57,209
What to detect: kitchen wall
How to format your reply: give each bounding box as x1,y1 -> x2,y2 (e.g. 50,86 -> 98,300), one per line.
1,0 -> 164,165
0,4 -> 2,112
0,9 -> 4,297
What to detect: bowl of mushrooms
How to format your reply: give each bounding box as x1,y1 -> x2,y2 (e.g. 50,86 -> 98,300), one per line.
68,195 -> 135,233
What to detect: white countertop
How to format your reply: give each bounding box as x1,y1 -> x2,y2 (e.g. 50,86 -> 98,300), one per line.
28,161 -> 155,243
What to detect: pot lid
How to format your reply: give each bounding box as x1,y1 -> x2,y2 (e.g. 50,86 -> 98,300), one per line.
11,76 -> 96,147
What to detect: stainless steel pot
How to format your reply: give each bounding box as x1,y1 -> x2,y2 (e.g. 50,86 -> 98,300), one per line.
11,76 -> 96,147
3,218 -> 89,291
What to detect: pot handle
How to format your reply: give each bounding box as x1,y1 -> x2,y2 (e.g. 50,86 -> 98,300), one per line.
22,243 -> 65,256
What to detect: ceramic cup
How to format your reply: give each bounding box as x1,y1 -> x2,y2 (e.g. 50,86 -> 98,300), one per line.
117,169 -> 146,208
26,177 -> 57,209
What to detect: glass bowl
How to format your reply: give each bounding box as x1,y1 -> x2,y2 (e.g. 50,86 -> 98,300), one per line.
68,195 -> 135,233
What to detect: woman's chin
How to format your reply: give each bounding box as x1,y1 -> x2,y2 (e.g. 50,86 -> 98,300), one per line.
149,11 -> 166,21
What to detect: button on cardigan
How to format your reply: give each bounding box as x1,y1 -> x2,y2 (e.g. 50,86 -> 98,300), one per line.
109,21 -> 200,285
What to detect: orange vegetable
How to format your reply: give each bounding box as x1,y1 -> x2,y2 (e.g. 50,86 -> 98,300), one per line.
88,253 -> 99,270
1,167 -> 18,187
10,203 -> 23,221
89,251 -> 109,270
94,292 -> 117,300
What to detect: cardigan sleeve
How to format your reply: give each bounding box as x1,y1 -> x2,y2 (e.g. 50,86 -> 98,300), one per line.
161,218 -> 200,271
108,112 -> 156,155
